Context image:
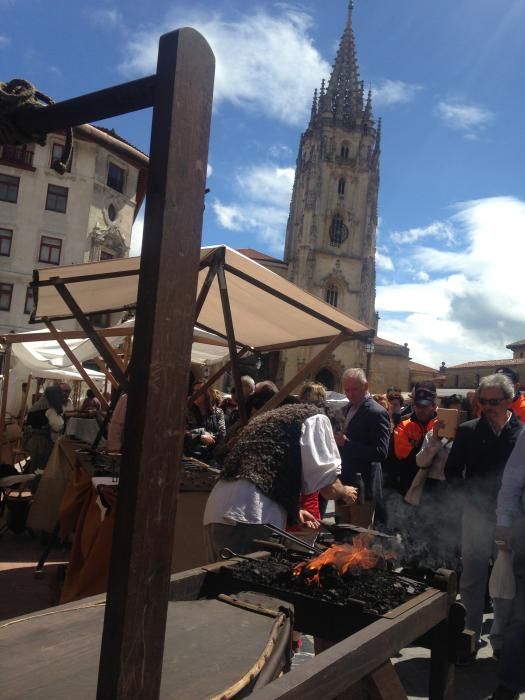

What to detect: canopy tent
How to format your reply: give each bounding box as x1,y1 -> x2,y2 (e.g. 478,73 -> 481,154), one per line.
31,246 -> 372,351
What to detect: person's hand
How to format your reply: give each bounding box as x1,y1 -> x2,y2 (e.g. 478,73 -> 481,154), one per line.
432,420 -> 445,439
341,485 -> 358,505
494,526 -> 513,551
200,432 -> 215,445
298,510 -> 320,529
334,432 -> 346,447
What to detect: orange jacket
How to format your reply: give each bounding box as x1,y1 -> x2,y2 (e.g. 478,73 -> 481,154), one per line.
393,416 -> 437,460
511,393 -> 525,423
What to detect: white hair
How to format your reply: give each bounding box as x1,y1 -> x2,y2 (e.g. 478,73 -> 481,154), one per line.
478,374 -> 514,400
241,375 -> 255,391
342,367 -> 367,385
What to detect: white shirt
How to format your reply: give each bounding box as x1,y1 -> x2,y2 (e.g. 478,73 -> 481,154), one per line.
203,413 -> 341,528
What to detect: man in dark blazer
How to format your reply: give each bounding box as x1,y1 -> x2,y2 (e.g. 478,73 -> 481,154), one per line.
334,368 -> 391,527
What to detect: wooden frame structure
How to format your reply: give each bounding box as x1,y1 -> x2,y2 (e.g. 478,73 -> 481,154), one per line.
2,27 -> 216,699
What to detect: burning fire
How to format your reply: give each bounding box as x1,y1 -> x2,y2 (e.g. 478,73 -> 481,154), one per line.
293,533 -> 390,587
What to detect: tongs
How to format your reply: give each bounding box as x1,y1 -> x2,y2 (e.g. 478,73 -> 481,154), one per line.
264,523 -> 325,555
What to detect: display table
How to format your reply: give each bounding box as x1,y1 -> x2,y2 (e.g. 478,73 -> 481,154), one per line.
27,437 -> 90,534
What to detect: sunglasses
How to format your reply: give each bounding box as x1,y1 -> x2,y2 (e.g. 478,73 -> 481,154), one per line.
478,398 -> 506,407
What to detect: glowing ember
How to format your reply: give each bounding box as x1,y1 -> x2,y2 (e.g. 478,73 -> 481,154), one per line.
293,533 -> 388,587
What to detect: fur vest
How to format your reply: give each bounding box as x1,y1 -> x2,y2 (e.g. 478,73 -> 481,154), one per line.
221,403 -> 322,523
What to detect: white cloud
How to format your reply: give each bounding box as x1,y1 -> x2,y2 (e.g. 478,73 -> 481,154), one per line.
378,197 -> 525,367
372,79 -> 422,107
207,163 -> 213,178
212,163 -> 294,254
0,35 -> 10,47
130,217 -> 143,256
119,8 -> 330,126
86,8 -> 122,28
435,98 -> 494,137
391,220 -> 455,245
376,251 -> 394,271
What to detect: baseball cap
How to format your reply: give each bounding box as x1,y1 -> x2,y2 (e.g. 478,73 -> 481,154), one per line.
414,388 -> 436,406
495,366 -> 518,384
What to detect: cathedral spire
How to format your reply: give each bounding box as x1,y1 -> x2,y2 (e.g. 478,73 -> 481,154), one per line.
324,0 -> 363,122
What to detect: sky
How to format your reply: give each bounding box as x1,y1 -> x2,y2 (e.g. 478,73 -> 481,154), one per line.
2,0 -> 525,369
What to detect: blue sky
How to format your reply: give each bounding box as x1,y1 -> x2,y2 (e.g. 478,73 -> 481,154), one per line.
2,0 -> 525,368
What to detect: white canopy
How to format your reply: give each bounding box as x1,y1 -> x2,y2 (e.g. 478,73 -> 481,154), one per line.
32,246 -> 372,350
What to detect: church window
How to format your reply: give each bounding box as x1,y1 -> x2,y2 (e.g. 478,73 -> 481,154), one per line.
329,214 -> 349,247
340,143 -> 349,159
325,286 -> 338,307
338,178 -> 345,195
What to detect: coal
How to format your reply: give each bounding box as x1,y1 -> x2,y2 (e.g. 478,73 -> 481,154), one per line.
227,556 -> 426,616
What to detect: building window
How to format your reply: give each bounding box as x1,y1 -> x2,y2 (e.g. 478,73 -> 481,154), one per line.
0,282 -> 13,311
1,145 -> 34,167
45,184 -> 68,213
0,174 -> 20,203
39,235 -> 62,265
107,162 -> 125,193
338,178 -> 345,195
329,214 -> 349,247
325,286 -> 338,307
0,228 -> 13,256
340,143 -> 349,159
50,143 -> 72,172
24,286 -> 34,315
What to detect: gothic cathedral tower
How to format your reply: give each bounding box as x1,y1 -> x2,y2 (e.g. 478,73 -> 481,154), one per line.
284,1 -> 380,329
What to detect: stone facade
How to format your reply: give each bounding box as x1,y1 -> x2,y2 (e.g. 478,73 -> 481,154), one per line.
0,125 -> 147,334
443,359 -> 524,389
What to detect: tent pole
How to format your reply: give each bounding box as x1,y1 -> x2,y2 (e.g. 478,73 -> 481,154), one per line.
0,345 -> 12,434
188,347 -> 249,407
217,261 -> 247,425
45,321 -> 109,410
194,250 -> 221,319
258,333 -> 350,415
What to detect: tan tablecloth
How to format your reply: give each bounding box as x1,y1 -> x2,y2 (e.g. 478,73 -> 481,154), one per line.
27,437 -> 89,534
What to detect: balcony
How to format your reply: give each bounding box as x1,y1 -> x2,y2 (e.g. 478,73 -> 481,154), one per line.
0,145 -> 35,170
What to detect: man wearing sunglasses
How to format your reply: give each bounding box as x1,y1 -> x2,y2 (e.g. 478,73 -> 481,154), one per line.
445,373 -> 523,663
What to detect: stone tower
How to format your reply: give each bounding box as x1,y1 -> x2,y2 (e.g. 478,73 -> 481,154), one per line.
284,1 -> 380,328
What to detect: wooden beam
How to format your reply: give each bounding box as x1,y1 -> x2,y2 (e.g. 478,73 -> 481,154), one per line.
194,249 -> 221,320
52,285 -> 128,388
45,321 -> 109,411
96,28 -> 215,700
17,373 -> 32,425
247,592 -> 448,700
93,358 -> 119,391
0,345 -> 12,433
0,326 -> 134,344
188,348 -> 249,407
258,333 -> 350,415
217,260 -> 247,425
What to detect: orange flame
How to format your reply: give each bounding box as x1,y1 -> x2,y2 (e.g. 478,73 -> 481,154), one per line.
293,533 -> 383,587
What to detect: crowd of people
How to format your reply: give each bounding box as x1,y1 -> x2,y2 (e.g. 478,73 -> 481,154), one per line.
189,366 -> 525,700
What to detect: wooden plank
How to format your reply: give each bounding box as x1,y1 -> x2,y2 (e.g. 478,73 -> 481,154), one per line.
93,358 -> 119,391
248,592 -> 448,700
45,321 -> 109,411
194,249 -> 221,320
0,327 -> 134,344
217,260 -> 247,424
365,662 -> 408,700
53,284 -> 128,388
17,373 -> 32,425
96,27 -> 215,700
0,344 -> 12,433
258,333 -> 350,415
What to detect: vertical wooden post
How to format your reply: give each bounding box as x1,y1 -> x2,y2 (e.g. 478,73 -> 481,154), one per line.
217,258 -> 247,424
0,344 -> 12,434
96,28 -> 214,700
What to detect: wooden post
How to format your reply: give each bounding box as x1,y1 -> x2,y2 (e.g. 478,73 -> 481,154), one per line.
45,321 -> 109,410
0,344 -> 12,434
259,333 -> 350,415
96,28 -> 214,700
94,358 -> 119,391
17,373 -> 32,424
217,259 -> 247,424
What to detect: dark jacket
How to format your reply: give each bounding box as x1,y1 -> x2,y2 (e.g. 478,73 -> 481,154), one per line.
445,412 -> 523,512
340,395 -> 391,502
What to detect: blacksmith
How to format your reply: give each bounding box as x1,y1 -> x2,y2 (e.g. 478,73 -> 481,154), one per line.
203,402 -> 357,561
